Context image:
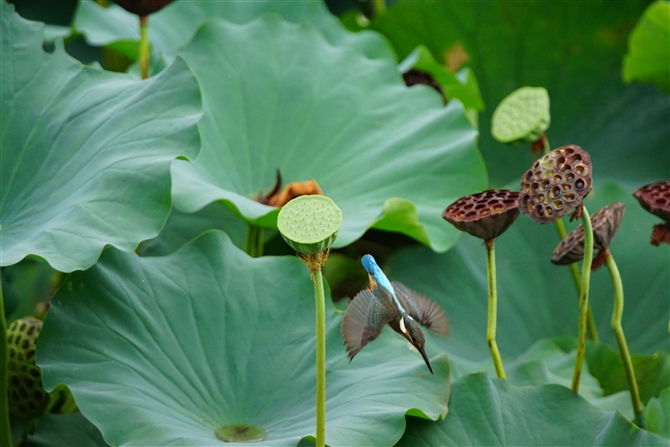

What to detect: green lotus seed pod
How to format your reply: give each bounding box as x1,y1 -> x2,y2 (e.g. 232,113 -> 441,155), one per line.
277,195 -> 342,255
491,87 -> 550,144
7,317 -> 49,419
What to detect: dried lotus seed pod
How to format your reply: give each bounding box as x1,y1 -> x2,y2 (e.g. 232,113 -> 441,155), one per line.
277,195 -> 342,255
113,0 -> 175,16
552,202 -> 625,265
7,317 -> 50,419
633,181 -> 670,222
491,87 -> 550,144
519,144 -> 592,224
442,190 -> 521,241
403,69 -> 446,103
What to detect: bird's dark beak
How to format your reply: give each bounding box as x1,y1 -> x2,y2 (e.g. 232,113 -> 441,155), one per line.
418,346 -> 434,375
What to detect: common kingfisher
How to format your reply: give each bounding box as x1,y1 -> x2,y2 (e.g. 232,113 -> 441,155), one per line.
341,254 -> 449,374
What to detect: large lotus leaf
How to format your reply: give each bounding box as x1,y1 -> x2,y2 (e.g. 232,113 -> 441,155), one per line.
396,373 -> 666,447
643,388 -> 670,439
171,16 -> 486,252
26,413 -> 109,447
387,182 -> 669,367
371,0 -> 670,188
38,231 -> 450,447
623,1 -> 670,94
0,3 -> 202,272
73,0 -> 394,61
137,203 -> 248,257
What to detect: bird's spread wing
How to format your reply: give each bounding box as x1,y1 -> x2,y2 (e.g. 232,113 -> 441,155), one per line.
341,289 -> 390,360
392,281 -> 450,336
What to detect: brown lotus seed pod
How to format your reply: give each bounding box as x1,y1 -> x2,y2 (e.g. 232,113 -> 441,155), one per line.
442,190 -> 521,241
552,202 -> 625,265
633,181 -> 670,223
519,144 -> 593,224
403,69 -> 446,104
113,0 -> 175,16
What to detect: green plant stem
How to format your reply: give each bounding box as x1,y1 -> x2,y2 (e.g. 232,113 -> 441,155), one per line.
605,254 -> 644,427
0,269 -> 12,447
139,15 -> 149,79
372,0 -> 386,15
485,239 -> 506,379
553,218 -> 599,341
244,225 -> 264,258
313,269 -> 326,447
571,206 -> 593,393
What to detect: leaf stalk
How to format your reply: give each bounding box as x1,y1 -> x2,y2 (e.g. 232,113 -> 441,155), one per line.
139,15 -> 150,79
313,269 -> 326,447
571,206 -> 593,393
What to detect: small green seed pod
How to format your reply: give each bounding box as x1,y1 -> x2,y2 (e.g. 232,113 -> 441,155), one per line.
491,87 -> 550,144
7,317 -> 49,419
277,195 -> 342,255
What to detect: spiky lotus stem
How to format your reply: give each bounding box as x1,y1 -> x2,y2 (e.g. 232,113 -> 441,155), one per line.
571,206 -> 593,393
605,254 -> 644,427
485,239 -> 506,379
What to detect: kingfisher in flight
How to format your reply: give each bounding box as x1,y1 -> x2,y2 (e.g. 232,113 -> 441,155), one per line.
341,254 -> 449,374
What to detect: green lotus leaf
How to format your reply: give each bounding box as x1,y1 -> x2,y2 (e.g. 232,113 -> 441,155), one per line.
0,3 -> 202,272
137,203 -> 248,257
171,16 -> 486,252
623,1 -> 670,94
387,183 -> 669,367
643,388 -> 670,438
396,373 -> 666,447
398,45 -> 484,112
26,412 -> 109,447
38,231 -> 450,447
73,0 -> 394,61
371,0 -> 669,188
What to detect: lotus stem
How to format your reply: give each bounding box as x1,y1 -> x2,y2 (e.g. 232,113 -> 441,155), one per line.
571,206 -> 593,393
544,138 -> 598,341
485,239 -> 506,379
139,15 -> 149,79
553,218 -> 599,341
313,268 -> 326,447
0,269 -> 11,447
605,254 -> 644,427
244,225 -> 264,258
373,0 -> 386,15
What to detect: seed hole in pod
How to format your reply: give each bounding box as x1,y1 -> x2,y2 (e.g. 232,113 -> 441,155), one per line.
19,388 -> 28,399
28,402 -> 37,411
559,164 -> 569,173
533,170 -> 542,180
566,172 -> 575,182
9,376 -> 19,387
503,199 -> 516,205
18,353 -> 24,362
480,209 -> 491,216
564,193 -> 576,202
29,368 -> 39,378
550,186 -> 561,198
464,203 -> 474,210
562,183 -> 572,191
457,211 -> 465,217
492,203 -> 504,211
26,349 -> 35,359
553,200 -> 563,209
574,165 -> 586,175
541,158 -> 552,169
537,193 -> 545,202
465,211 -> 476,218
19,322 -> 27,332
575,179 -> 585,190
543,169 -> 555,179
475,204 -> 486,210
545,207 -> 553,216
26,327 -> 36,336
556,156 -> 566,165
522,184 -> 530,193
572,154 -> 582,163
564,147 -> 575,156
552,174 -> 562,184
521,195 -> 530,207
535,205 -> 545,217
524,171 -> 533,181
656,198 -> 667,205
34,390 -> 44,401
24,378 -> 34,388
540,180 -> 550,191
